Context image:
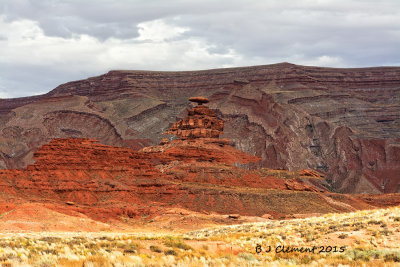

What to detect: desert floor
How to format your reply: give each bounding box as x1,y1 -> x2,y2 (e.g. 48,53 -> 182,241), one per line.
1,205 -> 400,266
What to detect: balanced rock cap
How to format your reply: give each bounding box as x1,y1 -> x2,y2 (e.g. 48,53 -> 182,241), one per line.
189,96 -> 209,105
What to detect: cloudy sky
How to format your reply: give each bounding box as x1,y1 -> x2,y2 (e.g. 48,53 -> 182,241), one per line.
0,0 -> 399,98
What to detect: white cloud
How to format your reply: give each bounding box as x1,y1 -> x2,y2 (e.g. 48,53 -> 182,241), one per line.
136,20 -> 189,42
0,0 -> 399,97
313,55 -> 343,67
0,17 -> 100,68
0,15 -> 246,97
0,15 -> 242,71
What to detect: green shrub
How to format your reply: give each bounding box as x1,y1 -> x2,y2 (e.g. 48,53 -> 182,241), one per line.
346,248 -> 383,262
163,237 -> 192,250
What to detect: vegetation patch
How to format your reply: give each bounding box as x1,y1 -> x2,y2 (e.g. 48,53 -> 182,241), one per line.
0,206 -> 399,266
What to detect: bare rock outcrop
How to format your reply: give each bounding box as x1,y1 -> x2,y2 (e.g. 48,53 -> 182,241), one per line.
0,102 -> 399,225
0,98 -> 364,223
0,63 -> 399,194
143,97 -> 259,166
165,97 -> 224,139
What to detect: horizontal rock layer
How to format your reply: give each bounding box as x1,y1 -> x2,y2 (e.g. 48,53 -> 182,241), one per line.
0,63 -> 399,194
1,137 -> 399,224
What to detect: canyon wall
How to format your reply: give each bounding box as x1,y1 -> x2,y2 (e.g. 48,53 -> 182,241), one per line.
0,63 -> 399,194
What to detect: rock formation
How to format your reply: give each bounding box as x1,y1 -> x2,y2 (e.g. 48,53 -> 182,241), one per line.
143,97 -> 259,166
165,96 -> 224,139
0,98 -> 400,229
0,63 -> 399,194
0,137 -> 331,223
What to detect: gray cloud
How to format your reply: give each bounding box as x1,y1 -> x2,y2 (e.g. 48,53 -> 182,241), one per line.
0,0 -> 399,98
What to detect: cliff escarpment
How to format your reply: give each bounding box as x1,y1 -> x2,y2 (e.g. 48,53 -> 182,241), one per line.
0,63 -> 399,194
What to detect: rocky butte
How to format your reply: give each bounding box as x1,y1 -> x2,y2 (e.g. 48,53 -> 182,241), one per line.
0,96 -> 400,231
0,63 -> 399,195
142,96 -> 259,165
166,96 -> 223,139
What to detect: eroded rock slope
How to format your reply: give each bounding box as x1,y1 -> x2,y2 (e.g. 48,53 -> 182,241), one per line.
0,63 -> 399,193
1,99 -> 399,229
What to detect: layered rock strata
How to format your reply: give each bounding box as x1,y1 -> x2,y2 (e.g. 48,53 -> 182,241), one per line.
0,133 -> 399,224
0,137 -> 328,220
143,97 -> 259,167
0,63 -> 399,194
165,97 -> 224,139
1,98 -> 380,222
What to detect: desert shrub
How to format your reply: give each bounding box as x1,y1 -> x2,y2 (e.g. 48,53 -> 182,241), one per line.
66,239 -> 84,246
175,241 -> 192,251
39,237 -> 61,243
0,253 -> 17,261
36,255 -> 56,267
351,222 -> 364,227
112,241 -> 130,249
305,234 -> 314,242
346,248 -> 381,262
352,250 -> 371,261
165,249 -> 177,256
5,241 -> 21,249
384,253 -> 400,262
238,253 -> 255,261
338,234 -> 348,239
42,249 -> 58,255
301,256 -> 315,264
123,249 -> 137,254
163,237 -> 192,251
116,242 -> 140,253
381,228 -> 392,236
97,236 -> 113,241
86,242 -> 100,249
150,245 -> 162,253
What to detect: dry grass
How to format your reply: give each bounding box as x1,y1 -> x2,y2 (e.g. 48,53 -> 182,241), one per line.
259,168 -> 300,179
0,206 -> 399,266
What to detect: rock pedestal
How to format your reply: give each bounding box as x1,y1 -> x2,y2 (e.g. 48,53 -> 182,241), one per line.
142,97 -> 260,166
165,97 -> 224,139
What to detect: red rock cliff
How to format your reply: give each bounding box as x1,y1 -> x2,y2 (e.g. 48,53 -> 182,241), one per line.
0,63 -> 399,194
165,97 -> 224,139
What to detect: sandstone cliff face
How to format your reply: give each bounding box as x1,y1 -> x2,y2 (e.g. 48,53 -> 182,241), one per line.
165,103 -> 224,139
1,99 -> 399,224
145,97 -> 259,165
0,63 -> 399,194
0,136 -> 334,221
1,135 -> 397,222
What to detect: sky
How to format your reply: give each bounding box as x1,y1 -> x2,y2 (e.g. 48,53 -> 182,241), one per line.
0,0 -> 399,98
